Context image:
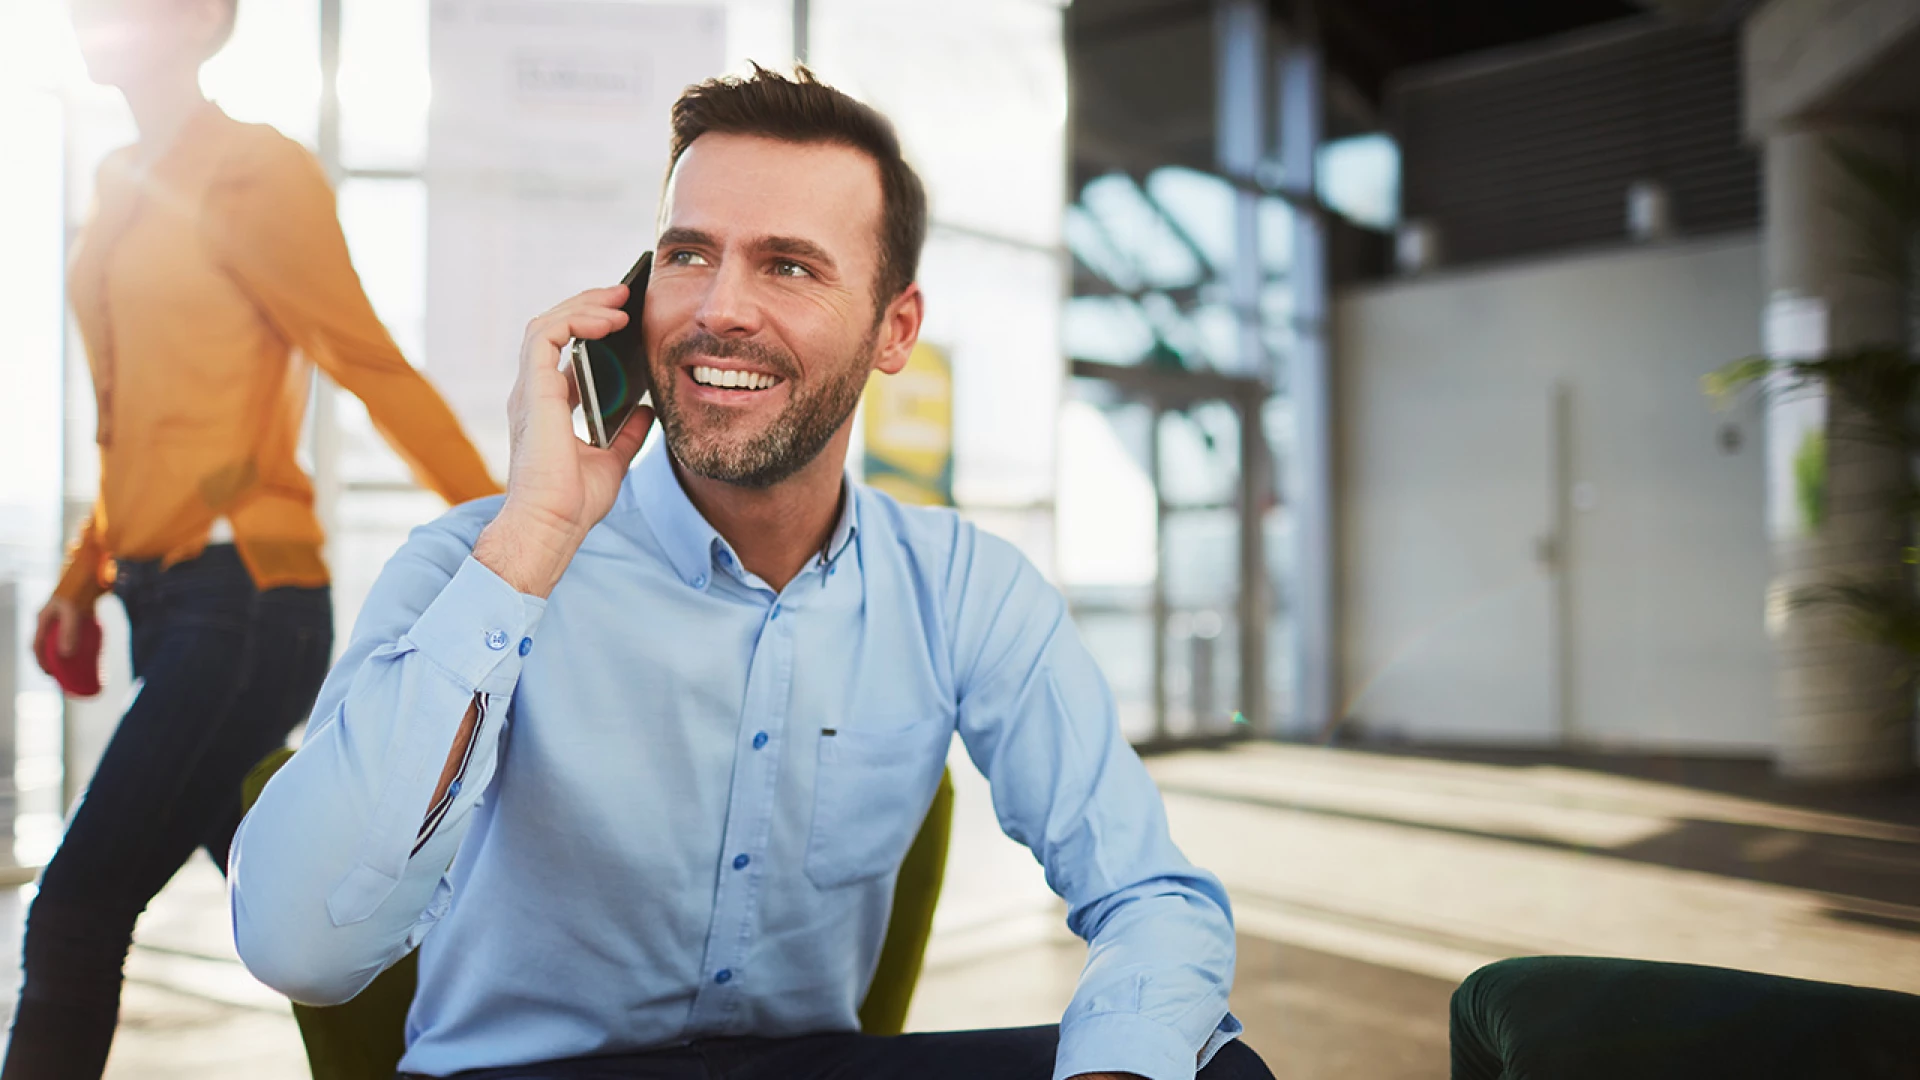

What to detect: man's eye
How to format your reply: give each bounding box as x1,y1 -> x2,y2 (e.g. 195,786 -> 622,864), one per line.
772,260 -> 811,278
664,250 -> 709,267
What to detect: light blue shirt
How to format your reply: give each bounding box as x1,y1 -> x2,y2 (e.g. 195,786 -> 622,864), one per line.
231,444 -> 1240,1080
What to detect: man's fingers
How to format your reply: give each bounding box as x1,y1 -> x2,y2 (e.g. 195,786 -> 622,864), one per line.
528,306 -> 629,354
515,307 -> 631,411
535,285 -> 628,321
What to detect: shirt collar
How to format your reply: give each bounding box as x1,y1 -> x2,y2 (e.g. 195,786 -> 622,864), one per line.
628,443 -> 860,589
820,480 -> 861,572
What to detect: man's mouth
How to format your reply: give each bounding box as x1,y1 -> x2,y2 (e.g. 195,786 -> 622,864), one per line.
688,365 -> 783,392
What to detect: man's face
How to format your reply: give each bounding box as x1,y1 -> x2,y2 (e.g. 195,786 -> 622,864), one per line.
644,133 -> 913,489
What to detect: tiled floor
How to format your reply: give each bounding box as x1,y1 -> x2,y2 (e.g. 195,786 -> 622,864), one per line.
2,742 -> 1914,1078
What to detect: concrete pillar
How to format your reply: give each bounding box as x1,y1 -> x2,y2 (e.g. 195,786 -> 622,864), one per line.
1765,121 -> 1914,781
1279,40 -> 1334,738
1214,0 -> 1275,735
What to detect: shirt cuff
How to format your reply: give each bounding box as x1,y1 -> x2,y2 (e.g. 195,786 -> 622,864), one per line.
401,556 -> 547,697
1055,1011 -> 1232,1080
1197,1012 -> 1244,1070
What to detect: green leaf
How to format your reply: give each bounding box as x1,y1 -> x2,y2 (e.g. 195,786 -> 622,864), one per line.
1701,355 -> 1773,407
1794,428 -> 1827,533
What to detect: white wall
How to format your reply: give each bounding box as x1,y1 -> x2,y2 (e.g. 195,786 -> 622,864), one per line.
1336,235 -> 1775,752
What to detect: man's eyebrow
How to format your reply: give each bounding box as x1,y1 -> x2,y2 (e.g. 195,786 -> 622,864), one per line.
656,226 -> 718,250
753,235 -> 837,272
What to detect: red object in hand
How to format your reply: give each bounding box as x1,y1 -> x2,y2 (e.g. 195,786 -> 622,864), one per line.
36,612 -> 104,698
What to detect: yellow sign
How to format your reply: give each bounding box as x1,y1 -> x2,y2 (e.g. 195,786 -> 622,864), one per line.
863,342 -> 953,507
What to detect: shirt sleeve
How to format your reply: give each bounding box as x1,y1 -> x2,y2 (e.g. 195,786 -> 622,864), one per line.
945,524 -> 1242,1080
203,132 -> 500,506
229,502 -> 542,1005
53,498 -> 112,604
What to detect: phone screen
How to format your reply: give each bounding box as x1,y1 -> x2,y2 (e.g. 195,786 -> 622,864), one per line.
573,251 -> 654,448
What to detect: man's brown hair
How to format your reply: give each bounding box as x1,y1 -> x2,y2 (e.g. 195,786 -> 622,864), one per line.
667,64 -> 928,310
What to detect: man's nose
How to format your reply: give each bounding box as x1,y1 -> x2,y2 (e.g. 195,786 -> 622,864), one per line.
694,261 -> 763,339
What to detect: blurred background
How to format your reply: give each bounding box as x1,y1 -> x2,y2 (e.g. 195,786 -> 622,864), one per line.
1,0 -> 1918,1076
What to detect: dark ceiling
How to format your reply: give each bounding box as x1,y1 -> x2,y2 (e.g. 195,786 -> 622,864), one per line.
1068,0 -> 1651,187
1309,0 -> 1645,102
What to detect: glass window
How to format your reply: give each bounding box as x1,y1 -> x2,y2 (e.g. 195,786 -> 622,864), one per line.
1057,397 -> 1155,587
1144,167 -> 1235,275
1080,173 -> 1204,290
1057,396 -> 1155,739
1063,296 -> 1155,364
811,0 -> 1067,516
1319,132 -> 1400,231
1065,204 -> 1142,292
0,1 -> 85,91
0,75 -> 69,867
336,177 -> 429,486
340,0 -> 429,170
201,0 -> 323,148
1258,196 -> 1294,276
917,233 -> 1062,507
812,0 -> 1066,247
1158,403 -> 1241,510
0,89 -> 66,562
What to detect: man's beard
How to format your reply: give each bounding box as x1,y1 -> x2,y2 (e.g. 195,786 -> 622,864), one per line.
653,326 -> 876,489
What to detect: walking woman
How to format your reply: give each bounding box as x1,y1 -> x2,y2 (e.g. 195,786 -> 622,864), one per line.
7,1 -> 500,1074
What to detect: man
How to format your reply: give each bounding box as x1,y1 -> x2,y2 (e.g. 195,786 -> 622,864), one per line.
232,67 -> 1269,1080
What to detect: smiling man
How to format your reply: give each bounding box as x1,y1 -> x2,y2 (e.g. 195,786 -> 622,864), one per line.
230,67 -> 1269,1080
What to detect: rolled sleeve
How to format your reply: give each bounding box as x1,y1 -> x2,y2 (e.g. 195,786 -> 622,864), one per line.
1055,1012 -> 1244,1080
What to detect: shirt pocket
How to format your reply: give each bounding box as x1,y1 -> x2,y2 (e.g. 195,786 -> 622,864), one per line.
804,719 -> 952,890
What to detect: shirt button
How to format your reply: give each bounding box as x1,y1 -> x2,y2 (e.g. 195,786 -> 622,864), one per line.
752,732 -> 768,750
518,637 -> 532,657
733,854 -> 750,870
485,629 -> 509,650
714,969 -> 732,985
692,574 -> 708,589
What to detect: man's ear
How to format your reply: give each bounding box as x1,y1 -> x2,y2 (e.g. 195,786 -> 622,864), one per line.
871,284 -> 924,377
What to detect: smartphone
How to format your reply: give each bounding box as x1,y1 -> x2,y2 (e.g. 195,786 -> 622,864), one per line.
567,250 -> 654,449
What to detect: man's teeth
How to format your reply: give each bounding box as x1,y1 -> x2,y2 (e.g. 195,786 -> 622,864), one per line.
691,365 -> 780,391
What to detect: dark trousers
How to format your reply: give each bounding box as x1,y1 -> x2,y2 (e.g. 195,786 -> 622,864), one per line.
405,1025 -> 1273,1080
3,545 -> 332,1080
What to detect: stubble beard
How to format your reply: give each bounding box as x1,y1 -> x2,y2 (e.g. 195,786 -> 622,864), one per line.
654,326 -> 878,489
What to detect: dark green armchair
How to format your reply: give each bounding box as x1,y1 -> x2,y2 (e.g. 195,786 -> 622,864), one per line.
1450,955 -> 1920,1080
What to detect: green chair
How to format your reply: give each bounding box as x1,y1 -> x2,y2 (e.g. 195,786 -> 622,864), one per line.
241,749 -> 954,1080
1450,956 -> 1920,1080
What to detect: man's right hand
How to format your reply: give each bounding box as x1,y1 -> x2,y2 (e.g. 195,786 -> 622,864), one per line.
34,595 -> 85,661
473,286 -> 654,598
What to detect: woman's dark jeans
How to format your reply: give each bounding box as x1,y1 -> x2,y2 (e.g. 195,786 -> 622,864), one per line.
3,545 -> 331,1079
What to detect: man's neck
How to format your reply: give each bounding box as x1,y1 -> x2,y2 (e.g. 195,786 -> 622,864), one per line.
672,435 -> 851,593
